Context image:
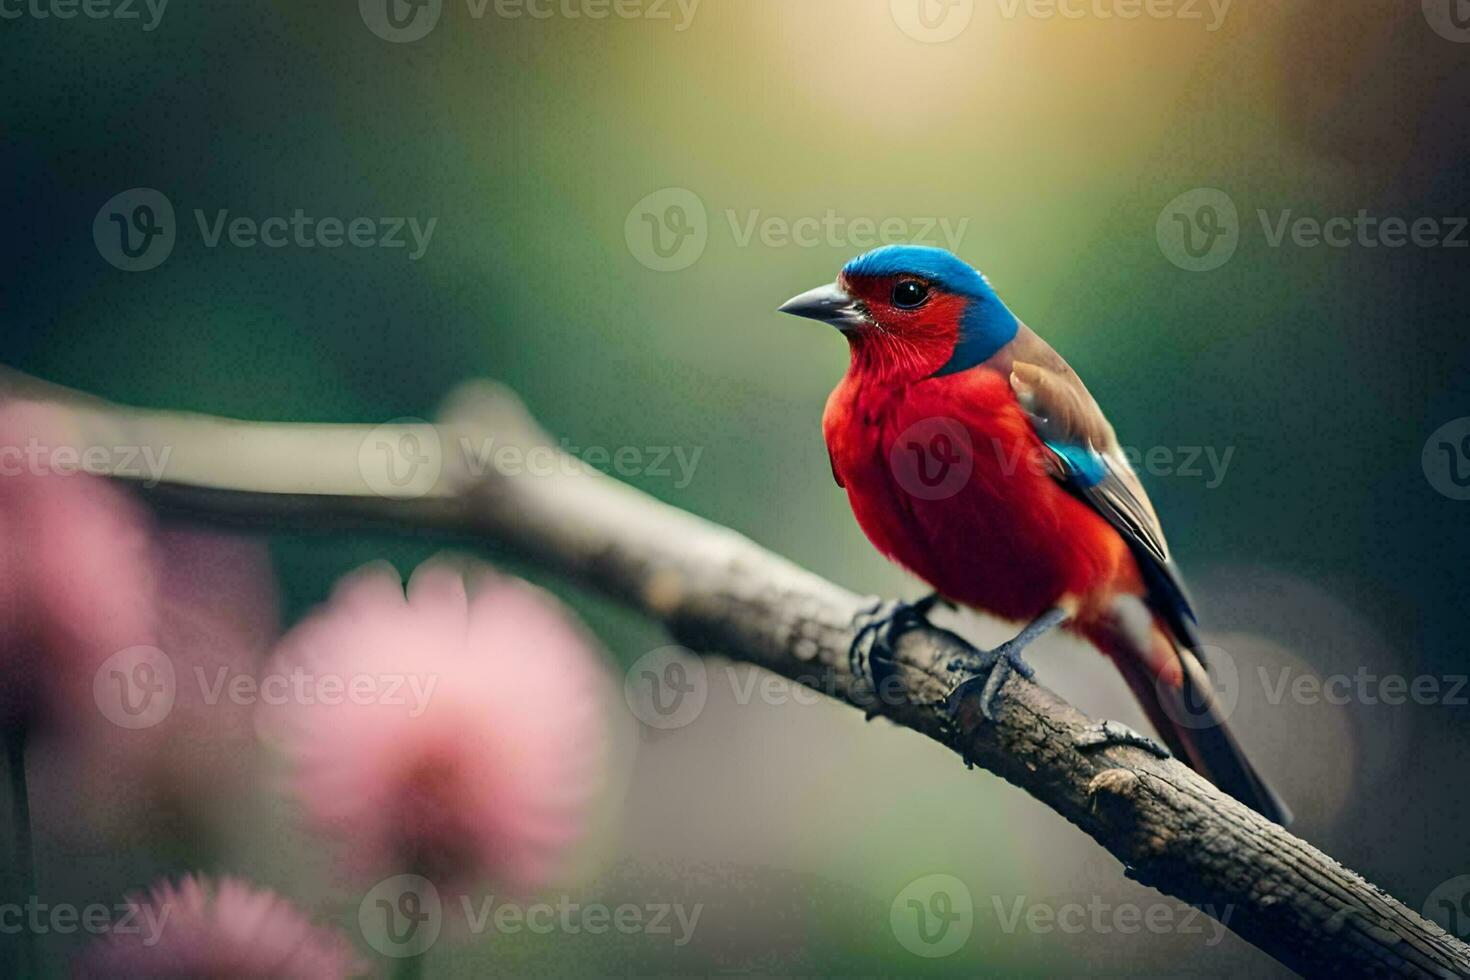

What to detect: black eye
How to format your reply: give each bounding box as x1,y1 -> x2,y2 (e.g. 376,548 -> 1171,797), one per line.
892,280 -> 929,309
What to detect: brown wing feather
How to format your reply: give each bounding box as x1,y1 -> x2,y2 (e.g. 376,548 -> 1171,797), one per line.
1000,325 -> 1194,623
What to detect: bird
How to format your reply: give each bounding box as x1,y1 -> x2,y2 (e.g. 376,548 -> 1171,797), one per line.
778,244 -> 1289,825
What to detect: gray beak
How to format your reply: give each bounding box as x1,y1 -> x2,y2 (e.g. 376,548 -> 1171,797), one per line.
777,282 -> 870,331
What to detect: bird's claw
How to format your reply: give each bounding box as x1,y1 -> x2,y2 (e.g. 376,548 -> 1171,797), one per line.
942,640 -> 1036,726
849,594 -> 947,701
1074,719 -> 1170,759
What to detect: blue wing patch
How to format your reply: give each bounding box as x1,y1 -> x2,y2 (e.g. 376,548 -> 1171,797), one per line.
1044,441 -> 1108,489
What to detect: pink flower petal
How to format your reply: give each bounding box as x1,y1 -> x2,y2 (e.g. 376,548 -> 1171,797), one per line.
257,559 -> 611,896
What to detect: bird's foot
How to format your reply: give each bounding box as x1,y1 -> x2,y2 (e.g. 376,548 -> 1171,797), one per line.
849,593 -> 950,712
941,640 -> 1037,725
1074,719 -> 1170,759
940,606 -> 1066,727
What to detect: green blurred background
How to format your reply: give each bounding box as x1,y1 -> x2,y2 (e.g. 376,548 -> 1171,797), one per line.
4,0 -> 1470,975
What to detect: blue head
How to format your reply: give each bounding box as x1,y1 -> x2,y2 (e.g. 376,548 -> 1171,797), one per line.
780,245 -> 1020,378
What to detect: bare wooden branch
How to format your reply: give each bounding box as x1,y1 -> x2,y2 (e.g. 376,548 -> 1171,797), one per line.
6,369 -> 1467,978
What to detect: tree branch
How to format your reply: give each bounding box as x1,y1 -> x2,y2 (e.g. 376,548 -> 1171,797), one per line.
6,370 -> 1467,977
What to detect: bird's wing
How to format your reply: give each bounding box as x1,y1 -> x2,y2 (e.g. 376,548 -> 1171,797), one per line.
1004,328 -> 1197,628
1002,336 -> 1283,823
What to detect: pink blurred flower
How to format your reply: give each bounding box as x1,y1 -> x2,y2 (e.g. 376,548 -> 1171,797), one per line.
74,874 -> 361,979
256,559 -> 609,895
0,401 -> 159,732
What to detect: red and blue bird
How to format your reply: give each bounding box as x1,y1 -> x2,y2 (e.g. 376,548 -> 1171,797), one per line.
780,244 -> 1288,824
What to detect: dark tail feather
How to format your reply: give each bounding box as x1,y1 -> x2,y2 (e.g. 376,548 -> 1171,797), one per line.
1107,626 -> 1292,826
